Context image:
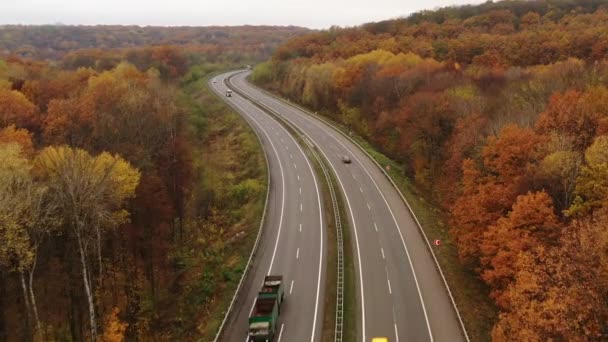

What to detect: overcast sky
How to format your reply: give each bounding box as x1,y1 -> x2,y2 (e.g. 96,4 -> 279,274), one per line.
0,0 -> 486,29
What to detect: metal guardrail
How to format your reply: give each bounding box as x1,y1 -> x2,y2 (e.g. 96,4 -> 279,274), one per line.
247,78 -> 471,342
321,156 -> 345,342
211,71 -> 271,342
227,73 -> 346,342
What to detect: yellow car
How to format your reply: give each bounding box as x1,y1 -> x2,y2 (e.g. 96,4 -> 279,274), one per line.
372,338 -> 388,342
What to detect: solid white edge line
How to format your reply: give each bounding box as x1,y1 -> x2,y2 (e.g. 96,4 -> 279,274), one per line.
278,323 -> 285,342
395,323 -> 400,342
249,299 -> 256,315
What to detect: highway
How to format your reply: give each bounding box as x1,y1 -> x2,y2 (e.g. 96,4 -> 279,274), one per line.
210,72 -> 326,342
225,70 -> 466,342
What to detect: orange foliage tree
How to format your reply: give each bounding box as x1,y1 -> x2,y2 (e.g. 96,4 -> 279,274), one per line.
451,124 -> 544,266
493,213 -> 608,340
0,125 -> 34,157
480,191 -> 561,308
0,88 -> 39,133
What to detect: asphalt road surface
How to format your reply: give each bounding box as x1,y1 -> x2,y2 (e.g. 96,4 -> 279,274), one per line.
210,72 -> 326,342
226,70 -> 466,342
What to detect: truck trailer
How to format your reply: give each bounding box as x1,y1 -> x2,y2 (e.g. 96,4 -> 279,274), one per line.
248,275 -> 284,342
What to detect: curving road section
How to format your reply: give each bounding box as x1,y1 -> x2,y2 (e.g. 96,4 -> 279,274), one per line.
227,70 -> 466,342
210,72 -> 326,342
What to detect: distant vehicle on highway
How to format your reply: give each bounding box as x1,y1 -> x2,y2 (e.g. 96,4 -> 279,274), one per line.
248,275 -> 284,342
226,89 -> 232,97
372,338 -> 389,342
342,155 -> 351,163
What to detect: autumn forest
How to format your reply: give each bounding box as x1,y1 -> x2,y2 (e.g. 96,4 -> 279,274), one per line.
2,0 -> 608,340
0,26 -> 299,340
252,0 -> 608,339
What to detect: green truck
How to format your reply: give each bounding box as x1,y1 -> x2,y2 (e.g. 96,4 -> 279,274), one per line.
248,275 -> 284,342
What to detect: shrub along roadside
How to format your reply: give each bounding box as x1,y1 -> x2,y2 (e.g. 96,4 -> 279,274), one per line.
173,66 -> 267,340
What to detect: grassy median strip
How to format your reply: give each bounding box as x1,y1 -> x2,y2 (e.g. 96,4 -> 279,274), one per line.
312,149 -> 338,342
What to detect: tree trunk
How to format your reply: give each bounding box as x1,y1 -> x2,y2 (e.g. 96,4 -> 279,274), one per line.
0,273 -> 7,342
96,225 -> 103,287
28,253 -> 42,341
68,269 -> 83,342
19,271 -> 32,336
77,232 -> 97,342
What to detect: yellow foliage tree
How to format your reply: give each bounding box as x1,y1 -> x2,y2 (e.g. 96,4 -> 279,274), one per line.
36,146 -> 140,342
568,135 -> 608,216
102,307 -> 128,342
0,143 -> 59,339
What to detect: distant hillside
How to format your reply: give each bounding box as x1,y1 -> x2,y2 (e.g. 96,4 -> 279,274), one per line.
0,25 -> 311,61
274,0 -> 607,65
